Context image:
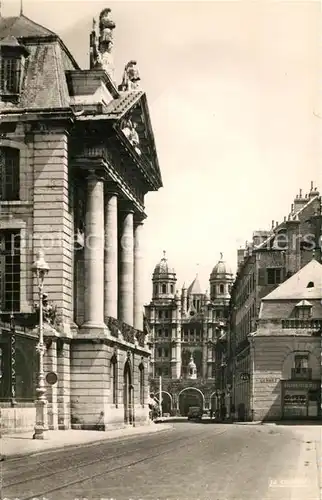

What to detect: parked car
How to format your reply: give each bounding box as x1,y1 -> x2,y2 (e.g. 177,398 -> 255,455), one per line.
187,406 -> 203,421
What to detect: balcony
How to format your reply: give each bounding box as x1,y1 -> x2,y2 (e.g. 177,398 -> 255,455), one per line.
291,368 -> 312,380
282,319 -> 322,331
105,316 -> 145,348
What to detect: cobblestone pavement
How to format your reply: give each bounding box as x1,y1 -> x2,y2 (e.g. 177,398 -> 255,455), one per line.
1,422 -> 320,500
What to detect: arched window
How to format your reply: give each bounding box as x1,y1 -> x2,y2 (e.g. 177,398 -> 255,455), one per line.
0,147 -> 20,201
219,284 -> 224,294
111,354 -> 118,405
162,284 -> 166,294
170,284 -> 174,294
139,363 -> 144,406
307,282 -> 314,288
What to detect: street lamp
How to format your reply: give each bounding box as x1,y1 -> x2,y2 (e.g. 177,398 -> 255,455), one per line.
32,250 -> 49,440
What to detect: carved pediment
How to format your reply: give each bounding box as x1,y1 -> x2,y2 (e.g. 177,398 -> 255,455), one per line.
117,93 -> 162,190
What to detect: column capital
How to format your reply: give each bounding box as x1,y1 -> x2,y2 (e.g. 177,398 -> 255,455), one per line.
105,181 -> 120,197
86,169 -> 105,183
119,200 -> 135,214
134,213 -> 146,225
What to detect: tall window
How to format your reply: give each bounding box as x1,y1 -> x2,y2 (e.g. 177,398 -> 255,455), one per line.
0,147 -> 20,201
0,56 -> 22,94
294,355 -> 308,373
0,231 -> 21,312
139,363 -> 144,406
267,268 -> 282,285
219,284 -> 224,294
111,354 -> 118,405
162,284 -> 166,293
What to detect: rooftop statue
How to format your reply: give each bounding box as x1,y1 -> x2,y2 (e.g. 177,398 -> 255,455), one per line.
99,8 -> 116,45
90,8 -> 116,79
119,60 -> 141,91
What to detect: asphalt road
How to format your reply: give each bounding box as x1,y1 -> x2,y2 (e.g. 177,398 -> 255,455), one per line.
1,422 -> 320,500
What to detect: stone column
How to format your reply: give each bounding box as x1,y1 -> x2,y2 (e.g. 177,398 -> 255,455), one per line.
119,207 -> 134,325
104,190 -> 118,320
133,220 -> 144,330
82,172 -> 105,329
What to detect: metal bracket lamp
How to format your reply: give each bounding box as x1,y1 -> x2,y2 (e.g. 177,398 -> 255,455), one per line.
32,250 -> 49,440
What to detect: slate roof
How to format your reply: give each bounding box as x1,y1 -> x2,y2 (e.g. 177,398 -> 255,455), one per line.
187,275 -> 203,295
0,15 -> 56,39
19,43 -> 71,108
0,15 -> 77,109
262,259 -> 322,301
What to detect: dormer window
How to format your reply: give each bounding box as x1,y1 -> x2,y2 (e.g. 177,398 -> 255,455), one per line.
0,36 -> 29,102
295,300 -> 312,320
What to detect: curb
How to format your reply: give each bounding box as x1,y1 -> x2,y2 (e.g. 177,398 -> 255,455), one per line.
1,424 -> 173,462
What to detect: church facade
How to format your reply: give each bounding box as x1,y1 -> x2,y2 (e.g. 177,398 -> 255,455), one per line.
0,9 -> 162,432
145,253 -> 234,415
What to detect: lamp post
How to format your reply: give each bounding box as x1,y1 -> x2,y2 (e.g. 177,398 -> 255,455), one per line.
32,250 -> 49,440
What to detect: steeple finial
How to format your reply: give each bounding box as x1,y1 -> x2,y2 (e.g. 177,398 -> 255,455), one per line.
220,252 -> 223,260
20,0 -> 23,15
163,250 -> 166,259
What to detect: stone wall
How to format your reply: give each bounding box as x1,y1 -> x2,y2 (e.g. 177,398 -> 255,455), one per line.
252,336 -> 321,421
70,340 -> 149,430
0,406 -> 36,434
32,131 -> 73,335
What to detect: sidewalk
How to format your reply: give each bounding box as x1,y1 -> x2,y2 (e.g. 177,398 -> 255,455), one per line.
0,422 -> 173,461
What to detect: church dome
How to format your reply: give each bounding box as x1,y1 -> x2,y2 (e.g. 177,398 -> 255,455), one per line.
210,253 -> 233,280
153,251 -> 175,277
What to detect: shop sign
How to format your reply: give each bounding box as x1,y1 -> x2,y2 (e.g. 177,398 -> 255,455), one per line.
284,394 -> 307,405
258,377 -> 280,384
284,381 -> 319,390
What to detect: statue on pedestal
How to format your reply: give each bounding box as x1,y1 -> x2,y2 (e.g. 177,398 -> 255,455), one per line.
90,8 -> 116,79
119,60 -> 141,91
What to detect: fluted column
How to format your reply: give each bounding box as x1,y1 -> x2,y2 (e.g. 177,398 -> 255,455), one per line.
133,220 -> 144,330
83,172 -> 105,328
104,190 -> 118,319
119,207 -> 134,325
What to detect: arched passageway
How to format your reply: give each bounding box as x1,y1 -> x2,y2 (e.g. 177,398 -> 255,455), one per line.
178,387 -> 205,416
155,391 -> 173,414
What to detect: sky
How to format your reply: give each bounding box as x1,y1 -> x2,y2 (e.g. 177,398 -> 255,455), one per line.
4,0 -> 322,304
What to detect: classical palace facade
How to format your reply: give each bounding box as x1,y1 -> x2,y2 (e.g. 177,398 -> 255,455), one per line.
145,253 -> 234,415
0,9 -> 162,431
228,184 -> 321,421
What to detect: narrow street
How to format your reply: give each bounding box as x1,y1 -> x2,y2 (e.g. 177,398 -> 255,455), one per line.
1,422 -> 320,500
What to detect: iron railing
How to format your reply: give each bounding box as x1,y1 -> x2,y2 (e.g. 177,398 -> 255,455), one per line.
282,319 -> 322,330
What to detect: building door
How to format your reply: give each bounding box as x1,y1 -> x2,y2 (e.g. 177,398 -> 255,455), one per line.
123,361 -> 133,425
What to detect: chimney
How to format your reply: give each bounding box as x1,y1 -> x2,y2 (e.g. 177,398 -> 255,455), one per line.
309,181 -> 320,199
293,188 -> 307,213
237,248 -> 245,268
